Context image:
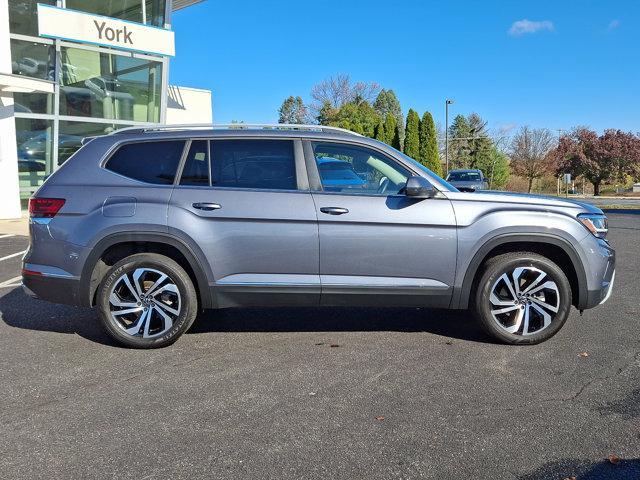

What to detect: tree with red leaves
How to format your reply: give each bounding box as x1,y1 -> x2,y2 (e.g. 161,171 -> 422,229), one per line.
551,128 -> 640,196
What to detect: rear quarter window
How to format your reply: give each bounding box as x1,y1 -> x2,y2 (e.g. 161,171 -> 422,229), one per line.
105,140 -> 186,184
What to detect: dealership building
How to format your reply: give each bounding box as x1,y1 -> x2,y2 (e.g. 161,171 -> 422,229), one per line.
0,0 -> 212,219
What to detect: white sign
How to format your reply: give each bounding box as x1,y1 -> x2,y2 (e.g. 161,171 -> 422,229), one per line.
563,173 -> 572,183
37,4 -> 175,57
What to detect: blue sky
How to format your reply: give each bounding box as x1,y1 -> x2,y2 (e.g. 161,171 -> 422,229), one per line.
169,0 -> 639,134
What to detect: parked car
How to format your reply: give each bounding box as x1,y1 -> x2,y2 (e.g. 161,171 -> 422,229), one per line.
446,169 -> 489,192
24,125 -> 615,348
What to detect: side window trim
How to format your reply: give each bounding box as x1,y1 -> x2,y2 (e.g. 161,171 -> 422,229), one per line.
302,140 -> 322,191
174,139 -> 194,186
293,139 -> 309,191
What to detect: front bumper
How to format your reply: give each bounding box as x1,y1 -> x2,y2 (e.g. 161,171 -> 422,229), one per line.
599,270 -> 615,305
582,239 -> 616,309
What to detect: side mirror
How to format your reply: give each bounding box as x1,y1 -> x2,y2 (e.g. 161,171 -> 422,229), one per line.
405,176 -> 436,199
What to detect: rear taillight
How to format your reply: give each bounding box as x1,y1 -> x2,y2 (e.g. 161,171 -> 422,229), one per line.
28,198 -> 65,218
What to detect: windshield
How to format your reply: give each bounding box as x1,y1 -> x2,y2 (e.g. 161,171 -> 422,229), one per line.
447,171 -> 481,182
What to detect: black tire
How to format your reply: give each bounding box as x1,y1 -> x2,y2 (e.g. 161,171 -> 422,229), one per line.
96,253 -> 198,348
473,251 -> 572,345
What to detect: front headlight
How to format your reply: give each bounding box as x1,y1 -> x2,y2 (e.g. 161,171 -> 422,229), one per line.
578,213 -> 608,239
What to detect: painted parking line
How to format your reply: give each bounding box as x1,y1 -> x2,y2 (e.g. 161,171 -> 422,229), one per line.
0,234 -> 15,239
0,276 -> 21,288
0,250 -> 27,262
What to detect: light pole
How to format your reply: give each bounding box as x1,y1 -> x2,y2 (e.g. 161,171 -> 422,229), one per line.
445,99 -> 454,175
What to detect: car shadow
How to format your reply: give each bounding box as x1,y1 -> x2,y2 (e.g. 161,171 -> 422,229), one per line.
0,287 -> 493,345
0,288 -> 118,346
188,305 -> 492,342
520,458 -> 640,480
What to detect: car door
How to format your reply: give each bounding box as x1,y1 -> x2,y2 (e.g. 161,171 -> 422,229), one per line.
305,140 -> 457,307
168,137 -> 320,307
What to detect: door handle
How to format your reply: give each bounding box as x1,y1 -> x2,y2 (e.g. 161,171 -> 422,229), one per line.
320,207 -> 349,215
192,202 -> 221,211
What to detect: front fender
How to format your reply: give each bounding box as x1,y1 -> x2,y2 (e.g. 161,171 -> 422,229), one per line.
451,209 -> 591,310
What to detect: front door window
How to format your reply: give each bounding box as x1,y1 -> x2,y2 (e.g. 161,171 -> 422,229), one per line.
312,142 -> 412,196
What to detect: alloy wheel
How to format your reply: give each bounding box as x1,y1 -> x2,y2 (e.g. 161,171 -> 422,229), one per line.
489,266 -> 560,336
108,268 -> 182,339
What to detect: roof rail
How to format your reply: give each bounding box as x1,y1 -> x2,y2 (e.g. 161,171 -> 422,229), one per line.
111,123 -> 362,136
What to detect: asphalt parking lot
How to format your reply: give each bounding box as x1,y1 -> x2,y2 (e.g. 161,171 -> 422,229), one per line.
0,216 -> 638,480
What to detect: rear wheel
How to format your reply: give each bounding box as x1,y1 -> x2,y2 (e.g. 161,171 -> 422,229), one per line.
473,252 -> 572,345
97,253 -> 198,348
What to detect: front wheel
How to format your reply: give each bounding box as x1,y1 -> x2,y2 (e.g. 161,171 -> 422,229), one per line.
473,252 -> 572,345
97,253 -> 198,348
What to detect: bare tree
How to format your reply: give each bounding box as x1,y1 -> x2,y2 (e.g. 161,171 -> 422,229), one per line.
510,126 -> 556,193
309,74 -> 380,120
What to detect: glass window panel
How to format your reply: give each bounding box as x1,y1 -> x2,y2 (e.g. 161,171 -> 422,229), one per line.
10,39 -> 55,81
8,0 -> 55,36
312,142 -> 411,195
16,118 -> 54,201
180,140 -> 210,186
145,0 -> 167,27
59,47 -> 162,122
65,0 -> 144,24
106,141 -> 186,185
211,140 -> 297,191
58,121 -> 130,165
13,93 -> 54,115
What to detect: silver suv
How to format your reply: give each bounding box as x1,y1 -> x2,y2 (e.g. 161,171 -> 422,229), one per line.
23,124 -> 615,348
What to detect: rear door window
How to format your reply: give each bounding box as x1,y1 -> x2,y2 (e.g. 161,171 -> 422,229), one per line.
106,140 -> 186,184
210,139 -> 296,190
180,140 -> 210,186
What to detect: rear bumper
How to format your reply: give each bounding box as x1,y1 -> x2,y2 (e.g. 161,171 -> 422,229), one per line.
22,272 -> 81,306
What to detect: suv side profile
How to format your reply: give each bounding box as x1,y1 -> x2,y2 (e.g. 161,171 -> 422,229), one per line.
23,124 -> 615,348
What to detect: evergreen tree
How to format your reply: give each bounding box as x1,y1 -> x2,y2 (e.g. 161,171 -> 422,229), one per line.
448,114 -> 472,169
403,109 -> 420,159
383,114 -> 397,146
419,111 -> 442,175
391,123 -> 402,150
374,89 -> 404,140
479,147 -> 510,189
278,96 -> 307,124
374,119 -> 385,142
316,101 -> 338,125
323,101 -> 381,138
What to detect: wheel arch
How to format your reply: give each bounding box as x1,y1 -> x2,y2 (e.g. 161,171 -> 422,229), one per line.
454,233 -> 588,310
81,232 -> 213,309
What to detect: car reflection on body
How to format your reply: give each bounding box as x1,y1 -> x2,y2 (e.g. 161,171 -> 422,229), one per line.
18,132 -> 83,167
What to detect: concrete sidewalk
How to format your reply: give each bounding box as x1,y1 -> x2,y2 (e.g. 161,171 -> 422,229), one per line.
0,213 -> 29,236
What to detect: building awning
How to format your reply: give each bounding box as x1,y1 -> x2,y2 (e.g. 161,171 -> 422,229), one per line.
172,0 -> 205,11
0,73 -> 55,94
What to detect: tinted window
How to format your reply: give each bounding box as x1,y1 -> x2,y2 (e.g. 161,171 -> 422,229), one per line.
312,142 -> 411,195
106,141 -> 185,184
211,140 -> 296,190
180,140 -> 210,186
